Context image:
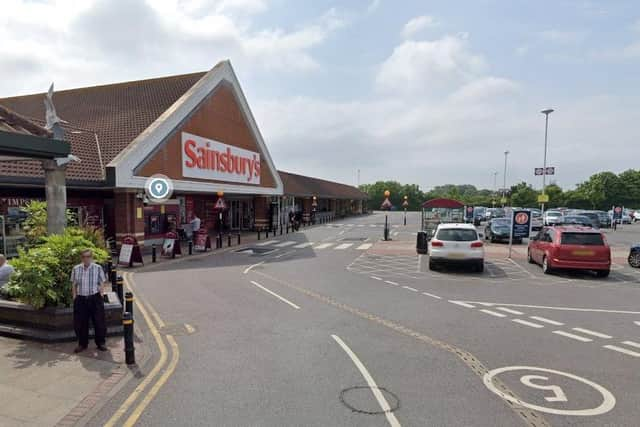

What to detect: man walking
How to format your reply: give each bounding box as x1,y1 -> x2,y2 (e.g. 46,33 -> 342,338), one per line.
0,254 -> 14,297
71,249 -> 108,353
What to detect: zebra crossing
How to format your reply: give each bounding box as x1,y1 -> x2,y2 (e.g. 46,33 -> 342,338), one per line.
254,239 -> 373,251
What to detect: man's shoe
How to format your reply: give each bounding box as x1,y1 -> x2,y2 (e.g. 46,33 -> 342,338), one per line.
96,344 -> 108,352
74,345 -> 87,353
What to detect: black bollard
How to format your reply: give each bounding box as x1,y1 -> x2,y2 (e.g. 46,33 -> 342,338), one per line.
111,270 -> 117,293
116,275 -> 124,304
258,229 -> 261,240
171,245 -> 176,259
286,223 -> 289,233
188,240 -> 193,255
280,225 -> 283,235
123,312 -> 135,365
125,291 -> 134,319
151,244 -> 157,263
228,234 -> 232,247
106,260 -> 113,278
266,229 -> 269,238
237,233 -> 241,245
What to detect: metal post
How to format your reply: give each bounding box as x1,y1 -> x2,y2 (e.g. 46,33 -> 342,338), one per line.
151,244 -> 156,263
508,211 -> 514,259
384,214 -> 389,241
502,150 -> 509,207
116,275 -> 124,304
123,312 -> 135,365
280,223 -> 283,235
237,233 -> 241,245
111,270 -> 117,293
266,229 -> 269,238
541,110 -> 552,215
228,234 -> 232,247
404,208 -> 407,226
188,240 -> 193,255
171,244 -> 176,259
258,229 -> 261,240
125,292 -> 134,319
106,260 -> 113,278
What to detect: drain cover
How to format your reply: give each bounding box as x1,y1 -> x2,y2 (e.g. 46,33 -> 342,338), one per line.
339,386 -> 400,415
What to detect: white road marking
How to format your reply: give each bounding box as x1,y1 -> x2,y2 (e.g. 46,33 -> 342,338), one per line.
357,243 -> 373,250
417,255 -> 422,272
331,335 -> 401,427
552,330 -> 593,342
512,319 -> 544,328
250,281 -> 300,310
603,345 -> 640,358
274,241 -> 296,247
507,257 -> 536,278
402,286 -> 418,292
371,276 -> 383,281
634,321 -> 640,326
461,301 -> 640,315
480,309 -> 507,318
338,230 -> 346,235
449,300 -> 475,308
422,292 -> 442,300
572,327 -> 612,339
392,231 -> 399,236
622,340 -> 640,349
274,250 -> 295,259
529,316 -> 564,326
293,242 -> 314,248
495,307 -> 524,315
255,240 -> 278,246
357,224 -> 365,227
335,243 -> 354,250
314,243 -> 334,249
384,280 -> 399,286
243,261 -> 264,274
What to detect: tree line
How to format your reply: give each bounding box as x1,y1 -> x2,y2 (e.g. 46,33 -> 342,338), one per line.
359,169 -> 640,211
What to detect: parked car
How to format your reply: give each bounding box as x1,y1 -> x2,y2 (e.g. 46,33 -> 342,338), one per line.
528,226 -> 611,277
473,207 -> 487,225
429,223 -> 484,272
484,218 -> 522,244
629,244 -> 640,268
559,215 -> 595,227
543,210 -> 563,226
595,211 -> 611,228
527,208 -> 543,231
485,208 -> 505,220
579,212 -> 601,229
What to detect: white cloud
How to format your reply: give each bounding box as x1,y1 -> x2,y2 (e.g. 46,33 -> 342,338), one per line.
375,34 -> 486,96
401,15 -> 437,39
538,29 -> 587,44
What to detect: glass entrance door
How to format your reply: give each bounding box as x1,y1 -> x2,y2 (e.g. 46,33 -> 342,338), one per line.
230,200 -> 241,230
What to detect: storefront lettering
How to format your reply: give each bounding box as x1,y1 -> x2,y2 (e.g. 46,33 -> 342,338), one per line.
182,132 -> 261,184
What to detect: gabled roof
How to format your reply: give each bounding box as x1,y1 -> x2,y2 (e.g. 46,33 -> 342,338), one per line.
0,104 -> 52,137
0,71 -> 206,182
278,170 -> 367,200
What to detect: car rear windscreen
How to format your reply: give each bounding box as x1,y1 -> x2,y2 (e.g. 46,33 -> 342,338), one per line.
561,232 -> 604,246
436,229 -> 478,241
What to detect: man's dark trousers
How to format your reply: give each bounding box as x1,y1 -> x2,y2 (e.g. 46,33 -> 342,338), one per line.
73,293 -> 106,347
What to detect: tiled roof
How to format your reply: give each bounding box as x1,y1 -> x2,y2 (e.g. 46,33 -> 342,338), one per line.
0,104 -> 51,137
0,71 -> 207,182
278,170 -> 367,200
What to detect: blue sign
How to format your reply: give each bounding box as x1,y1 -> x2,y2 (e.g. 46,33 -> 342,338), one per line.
512,210 -> 531,239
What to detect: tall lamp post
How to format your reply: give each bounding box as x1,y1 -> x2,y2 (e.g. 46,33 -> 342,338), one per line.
492,171 -> 498,207
540,108 -> 554,214
381,190 -> 392,241
402,195 -> 409,226
502,150 -> 509,207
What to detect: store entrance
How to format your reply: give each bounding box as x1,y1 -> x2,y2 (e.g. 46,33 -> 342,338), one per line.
230,200 -> 252,231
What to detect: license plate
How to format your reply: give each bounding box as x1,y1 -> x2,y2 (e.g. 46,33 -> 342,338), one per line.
448,253 -> 465,259
572,250 -> 594,256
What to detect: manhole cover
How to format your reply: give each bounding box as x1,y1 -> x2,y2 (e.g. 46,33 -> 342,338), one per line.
339,386 -> 400,415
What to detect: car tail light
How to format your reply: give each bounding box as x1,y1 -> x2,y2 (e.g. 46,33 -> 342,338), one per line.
470,241 -> 483,248
431,240 -> 444,247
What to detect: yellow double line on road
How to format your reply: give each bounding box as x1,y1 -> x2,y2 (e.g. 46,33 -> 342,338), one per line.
104,273 -> 180,427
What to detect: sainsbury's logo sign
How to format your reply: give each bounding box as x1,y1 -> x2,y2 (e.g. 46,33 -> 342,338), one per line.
182,132 -> 261,184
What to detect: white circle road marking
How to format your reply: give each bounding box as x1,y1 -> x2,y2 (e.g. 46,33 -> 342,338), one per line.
483,366 -> 616,416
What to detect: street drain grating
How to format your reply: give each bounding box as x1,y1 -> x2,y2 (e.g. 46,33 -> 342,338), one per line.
339,386 -> 400,415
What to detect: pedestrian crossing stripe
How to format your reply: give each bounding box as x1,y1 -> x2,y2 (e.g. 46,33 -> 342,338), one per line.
335,243 -> 353,250
293,242 -> 314,248
274,241 -> 296,247
255,240 -> 279,246
252,241 -> 372,250
356,243 -> 372,250
314,243 -> 333,249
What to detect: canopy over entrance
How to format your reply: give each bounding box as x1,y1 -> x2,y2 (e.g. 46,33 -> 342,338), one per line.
421,198 -> 465,233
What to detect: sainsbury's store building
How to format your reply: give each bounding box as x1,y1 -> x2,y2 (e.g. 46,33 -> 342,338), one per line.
0,61 -> 366,250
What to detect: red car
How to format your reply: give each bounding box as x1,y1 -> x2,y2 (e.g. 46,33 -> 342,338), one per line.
528,226 -> 611,277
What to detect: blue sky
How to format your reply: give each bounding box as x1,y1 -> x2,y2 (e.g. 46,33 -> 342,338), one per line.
2,0 -> 639,190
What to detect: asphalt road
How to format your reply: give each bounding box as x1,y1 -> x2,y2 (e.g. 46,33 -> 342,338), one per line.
88,212 -> 640,427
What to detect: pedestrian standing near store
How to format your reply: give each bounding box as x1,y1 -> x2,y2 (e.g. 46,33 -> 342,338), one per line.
0,254 -> 14,297
70,249 -> 108,353
190,214 -> 201,233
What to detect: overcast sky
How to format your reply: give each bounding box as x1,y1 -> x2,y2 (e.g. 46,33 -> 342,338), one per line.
2,0 -> 639,191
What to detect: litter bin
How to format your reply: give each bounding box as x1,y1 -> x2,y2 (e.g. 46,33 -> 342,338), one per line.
416,231 -> 428,254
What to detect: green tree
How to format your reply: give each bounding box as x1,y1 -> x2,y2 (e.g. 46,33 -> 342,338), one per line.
510,182 -> 538,207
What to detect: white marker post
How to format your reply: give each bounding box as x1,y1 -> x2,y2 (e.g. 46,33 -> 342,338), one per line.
508,209 -> 514,259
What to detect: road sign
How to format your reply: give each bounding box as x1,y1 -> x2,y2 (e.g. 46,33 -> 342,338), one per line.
464,206 -> 474,222
512,210 -> 531,240
538,194 -> 549,203
534,167 -> 555,176
214,197 -> 227,211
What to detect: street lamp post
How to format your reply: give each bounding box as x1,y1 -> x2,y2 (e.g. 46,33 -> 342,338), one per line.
492,171 -> 498,207
381,190 -> 392,241
402,196 -> 409,226
502,151 -> 509,207
540,108 -> 554,214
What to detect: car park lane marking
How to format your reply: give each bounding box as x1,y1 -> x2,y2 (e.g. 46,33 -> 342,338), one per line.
335,243 -> 354,250
371,276 -> 383,281
603,345 -> 640,358
552,330 -> 593,342
250,280 -> 300,310
480,309 -> 507,318
422,292 -> 442,300
293,242 -> 314,248
402,286 -> 418,292
507,257 -> 537,278
384,280 -> 399,286
274,241 -> 297,247
331,335 -> 402,427
243,261 -> 265,274
530,316 -> 564,326
571,327 -> 612,339
621,340 -> 640,349
495,307 -> 524,315
512,319 -> 544,329
449,300 -> 476,308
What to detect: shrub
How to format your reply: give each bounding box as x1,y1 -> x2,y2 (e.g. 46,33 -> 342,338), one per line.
21,200 -> 81,247
6,228 -> 109,309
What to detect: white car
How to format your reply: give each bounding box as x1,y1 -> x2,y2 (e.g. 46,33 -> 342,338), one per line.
428,223 -> 485,272
543,210 -> 563,226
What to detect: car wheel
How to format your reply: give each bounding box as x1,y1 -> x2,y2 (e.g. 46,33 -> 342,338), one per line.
629,252 -> 640,268
476,261 -> 484,273
542,256 -> 552,274
596,269 -> 610,278
527,249 -> 535,264
428,260 -> 436,271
